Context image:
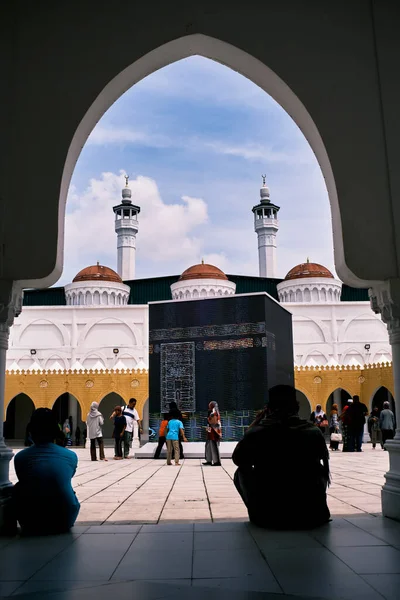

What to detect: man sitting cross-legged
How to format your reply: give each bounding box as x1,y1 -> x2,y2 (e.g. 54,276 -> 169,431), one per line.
233,385 -> 330,529
13,408 -> 80,535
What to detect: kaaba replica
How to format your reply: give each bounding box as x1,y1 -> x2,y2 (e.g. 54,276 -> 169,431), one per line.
149,292 -> 294,441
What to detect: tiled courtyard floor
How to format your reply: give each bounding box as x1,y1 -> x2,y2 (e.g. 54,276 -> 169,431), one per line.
2,445 -> 400,599
9,444 -> 389,524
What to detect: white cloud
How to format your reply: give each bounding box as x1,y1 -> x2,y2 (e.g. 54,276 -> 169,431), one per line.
87,126 -> 313,167
204,141 -> 314,165
87,127 -> 172,148
62,172 -> 209,284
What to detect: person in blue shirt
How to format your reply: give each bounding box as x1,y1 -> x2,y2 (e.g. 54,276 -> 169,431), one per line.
166,409 -> 188,465
13,408 -> 80,535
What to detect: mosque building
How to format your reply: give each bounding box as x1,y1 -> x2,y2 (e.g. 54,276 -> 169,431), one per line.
3,177 -> 394,440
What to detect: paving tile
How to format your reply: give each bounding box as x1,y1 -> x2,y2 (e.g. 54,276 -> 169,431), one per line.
330,545 -> 400,573
0,581 -> 25,596
194,522 -> 249,532
311,523 -> 389,547
362,574 -> 400,599
86,525 -> 142,533
11,580 -> 105,596
141,523 -> 194,533
31,533 -> 135,581
193,547 -> 274,579
132,531 -> 193,551
191,576 -> 281,594
265,547 -> 384,599
0,534 -> 79,580
194,531 -> 256,551
112,544 -> 192,580
250,528 -> 323,550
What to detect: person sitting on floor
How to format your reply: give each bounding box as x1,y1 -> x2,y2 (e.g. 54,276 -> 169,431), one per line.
13,408 -> 80,535
232,384 -> 330,529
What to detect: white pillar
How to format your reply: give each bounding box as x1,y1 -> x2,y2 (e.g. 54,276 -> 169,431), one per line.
370,280 -> 400,520
117,234 -> 136,280
0,281 -> 22,533
333,388 -> 341,408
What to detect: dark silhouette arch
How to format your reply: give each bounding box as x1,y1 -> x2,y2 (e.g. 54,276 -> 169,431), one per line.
52,393 -> 85,445
326,388 -> 352,415
4,394 -> 35,442
295,390 -> 311,420
372,386 -> 396,417
99,392 -> 125,438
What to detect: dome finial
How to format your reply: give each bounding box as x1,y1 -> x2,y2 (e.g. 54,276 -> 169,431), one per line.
201,258 -> 204,265
262,174 -> 266,186
124,174 -> 129,187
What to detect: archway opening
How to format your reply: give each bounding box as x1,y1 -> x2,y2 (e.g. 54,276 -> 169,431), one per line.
372,386 -> 396,417
326,388 -> 352,415
4,394 -> 35,443
99,392 -> 125,438
295,390 -> 311,420
52,393 -> 85,446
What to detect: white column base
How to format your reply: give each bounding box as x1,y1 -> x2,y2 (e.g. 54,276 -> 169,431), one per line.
0,442 -> 16,534
382,438 -> 400,520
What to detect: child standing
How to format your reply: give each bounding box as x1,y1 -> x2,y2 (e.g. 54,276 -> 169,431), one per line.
113,406 -> 126,460
166,410 -> 188,466
154,414 -> 169,459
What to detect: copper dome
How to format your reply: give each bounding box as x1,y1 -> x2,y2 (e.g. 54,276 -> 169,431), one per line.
180,263 -> 228,281
284,262 -> 334,280
73,263 -> 122,283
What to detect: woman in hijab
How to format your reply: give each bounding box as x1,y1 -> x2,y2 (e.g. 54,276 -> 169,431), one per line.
86,401 -> 107,461
310,404 -> 328,435
329,403 -> 341,451
203,401 -> 222,466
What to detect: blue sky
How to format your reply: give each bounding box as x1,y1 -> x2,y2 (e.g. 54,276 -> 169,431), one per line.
63,56 -> 334,285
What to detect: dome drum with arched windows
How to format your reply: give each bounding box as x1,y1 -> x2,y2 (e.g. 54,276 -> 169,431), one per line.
277,260 -> 342,303
171,262 -> 236,300
65,263 -> 130,306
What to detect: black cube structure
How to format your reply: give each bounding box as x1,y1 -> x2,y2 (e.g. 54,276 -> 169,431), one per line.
149,293 -> 294,440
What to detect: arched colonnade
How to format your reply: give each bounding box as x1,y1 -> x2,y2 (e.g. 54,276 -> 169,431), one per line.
295,363 -> 394,414
3,369 -> 149,435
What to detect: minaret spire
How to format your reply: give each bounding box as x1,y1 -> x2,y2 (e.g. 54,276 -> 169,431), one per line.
252,175 -> 280,278
112,174 -> 141,280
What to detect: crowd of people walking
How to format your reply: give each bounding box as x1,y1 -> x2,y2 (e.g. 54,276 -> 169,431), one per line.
309,395 -> 396,453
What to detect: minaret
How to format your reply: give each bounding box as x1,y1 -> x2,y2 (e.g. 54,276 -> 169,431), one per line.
113,175 -> 140,280
252,175 -> 280,278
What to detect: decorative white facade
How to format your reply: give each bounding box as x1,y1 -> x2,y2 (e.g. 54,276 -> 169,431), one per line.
113,177 -> 140,280
171,278 -> 236,300
7,304 -> 149,372
277,276 -> 342,303
252,177 -> 279,278
64,280 -> 130,306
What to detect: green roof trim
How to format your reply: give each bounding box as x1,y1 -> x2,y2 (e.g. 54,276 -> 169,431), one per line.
23,287 -> 66,306
340,284 -> 369,302
21,276 -> 369,306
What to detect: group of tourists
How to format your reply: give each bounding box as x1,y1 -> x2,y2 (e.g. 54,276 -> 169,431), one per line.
310,396 -> 396,452
154,400 -> 222,466
86,397 -> 142,461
